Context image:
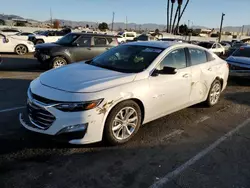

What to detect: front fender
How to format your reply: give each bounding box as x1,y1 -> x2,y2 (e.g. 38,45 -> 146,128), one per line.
51,50 -> 72,63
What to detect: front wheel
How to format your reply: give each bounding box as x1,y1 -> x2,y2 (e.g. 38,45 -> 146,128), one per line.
206,80 -> 221,107
104,100 -> 142,145
15,44 -> 28,55
51,57 -> 67,69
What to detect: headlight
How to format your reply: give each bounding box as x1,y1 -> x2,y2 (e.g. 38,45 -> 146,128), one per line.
54,99 -> 103,112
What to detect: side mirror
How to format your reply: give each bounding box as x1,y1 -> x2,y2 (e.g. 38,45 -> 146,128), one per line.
152,66 -> 177,76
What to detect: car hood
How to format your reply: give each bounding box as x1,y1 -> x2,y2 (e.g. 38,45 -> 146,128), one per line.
39,63 -> 136,93
227,56 -> 250,65
35,42 -> 62,49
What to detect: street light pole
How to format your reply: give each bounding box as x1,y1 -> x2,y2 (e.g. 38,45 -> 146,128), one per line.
111,12 -> 115,32
218,13 -> 225,42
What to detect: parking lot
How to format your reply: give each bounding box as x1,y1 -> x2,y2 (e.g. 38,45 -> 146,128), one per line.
1,54 -> 250,188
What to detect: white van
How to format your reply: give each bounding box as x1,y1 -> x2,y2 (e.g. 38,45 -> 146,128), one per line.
117,31 -> 137,43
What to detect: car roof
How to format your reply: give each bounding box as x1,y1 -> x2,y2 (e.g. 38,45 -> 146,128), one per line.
71,32 -> 117,38
123,41 -> 191,49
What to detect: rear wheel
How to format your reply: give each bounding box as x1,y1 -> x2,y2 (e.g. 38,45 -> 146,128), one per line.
104,100 -> 142,145
36,40 -> 44,45
51,57 -> 67,69
206,80 -> 221,107
15,44 -> 28,55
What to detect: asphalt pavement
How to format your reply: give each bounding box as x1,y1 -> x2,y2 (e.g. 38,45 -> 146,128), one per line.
1,54 -> 250,188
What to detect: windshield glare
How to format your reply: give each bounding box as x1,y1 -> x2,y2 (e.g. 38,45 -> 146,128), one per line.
89,45 -> 163,73
56,33 -> 79,45
232,48 -> 250,58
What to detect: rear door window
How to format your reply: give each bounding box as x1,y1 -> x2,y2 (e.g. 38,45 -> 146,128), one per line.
94,37 -> 107,46
189,48 -> 207,66
76,36 -> 91,47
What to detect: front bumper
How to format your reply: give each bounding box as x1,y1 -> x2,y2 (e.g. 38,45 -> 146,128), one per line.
27,45 -> 35,53
19,86 -> 106,144
20,112 -> 88,141
229,70 -> 250,77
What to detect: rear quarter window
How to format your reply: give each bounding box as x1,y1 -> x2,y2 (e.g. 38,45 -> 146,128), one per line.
107,37 -> 118,46
206,51 -> 216,61
189,48 -> 207,66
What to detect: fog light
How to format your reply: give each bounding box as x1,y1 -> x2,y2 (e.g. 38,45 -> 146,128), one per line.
57,123 -> 88,135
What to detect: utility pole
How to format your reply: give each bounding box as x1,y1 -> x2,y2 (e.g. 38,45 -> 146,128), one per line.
218,13 -> 225,42
50,8 -> 53,27
126,16 -> 128,30
111,12 -> 115,31
241,25 -> 245,36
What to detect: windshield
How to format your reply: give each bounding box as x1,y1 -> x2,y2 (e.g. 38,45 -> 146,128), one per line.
198,42 -> 213,49
232,48 -> 250,58
89,45 -> 163,73
56,33 -> 79,45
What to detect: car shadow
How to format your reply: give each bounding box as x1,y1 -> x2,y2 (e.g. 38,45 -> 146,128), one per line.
224,92 -> 250,107
0,54 -> 43,73
228,76 -> 250,87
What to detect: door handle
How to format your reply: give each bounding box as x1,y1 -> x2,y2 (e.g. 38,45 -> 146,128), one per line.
208,67 -> 212,71
182,74 -> 189,78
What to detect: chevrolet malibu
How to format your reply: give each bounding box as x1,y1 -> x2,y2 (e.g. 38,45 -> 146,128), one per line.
20,42 -> 229,145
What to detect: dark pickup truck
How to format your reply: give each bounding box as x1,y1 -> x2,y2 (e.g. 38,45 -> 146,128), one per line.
34,33 -> 119,69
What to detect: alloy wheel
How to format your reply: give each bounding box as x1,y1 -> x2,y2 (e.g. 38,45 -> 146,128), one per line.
209,82 -> 221,105
16,45 -> 27,55
112,107 -> 138,140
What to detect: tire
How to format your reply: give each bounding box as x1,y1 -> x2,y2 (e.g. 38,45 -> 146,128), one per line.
205,79 -> 222,107
51,57 -> 67,69
15,44 -> 28,55
36,40 -> 44,45
104,100 -> 142,145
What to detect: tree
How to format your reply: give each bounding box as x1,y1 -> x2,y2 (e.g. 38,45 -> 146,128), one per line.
179,24 -> 188,35
15,22 -> 26,27
53,20 -> 60,29
175,0 -> 190,34
172,4 -> 179,34
155,28 -> 160,34
86,24 -> 89,28
169,0 -> 176,34
167,0 -> 170,32
175,0 -> 183,34
98,22 -> 109,31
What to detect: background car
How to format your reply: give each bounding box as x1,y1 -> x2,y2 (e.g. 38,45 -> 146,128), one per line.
134,34 -> 157,41
10,32 -> 34,41
0,33 -> 35,55
116,31 -> 137,43
226,45 -> 250,76
225,43 -> 247,57
220,41 -> 231,51
20,41 -> 229,145
0,28 -> 20,35
28,28 -> 71,45
198,41 -> 225,56
35,33 -> 119,69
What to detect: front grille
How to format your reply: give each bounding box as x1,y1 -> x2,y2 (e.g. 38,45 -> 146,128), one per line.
27,101 -> 55,130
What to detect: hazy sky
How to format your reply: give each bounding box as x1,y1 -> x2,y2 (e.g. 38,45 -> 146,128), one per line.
0,0 -> 249,28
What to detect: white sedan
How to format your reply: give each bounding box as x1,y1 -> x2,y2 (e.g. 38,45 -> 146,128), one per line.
10,32 -> 34,41
20,42 -> 229,145
198,42 -> 225,56
0,33 -> 35,55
